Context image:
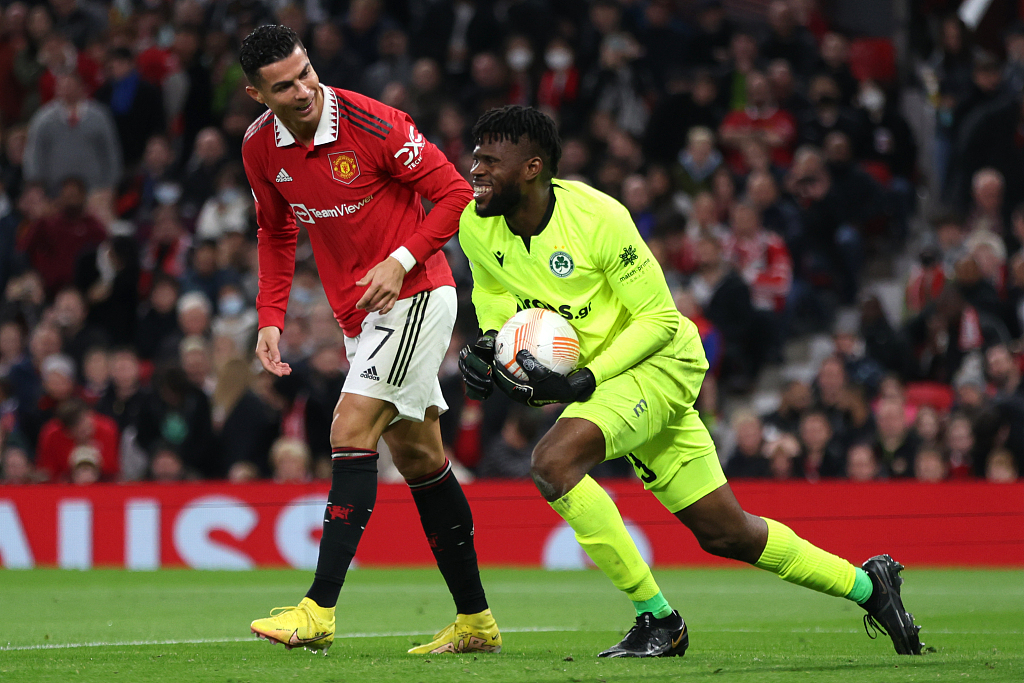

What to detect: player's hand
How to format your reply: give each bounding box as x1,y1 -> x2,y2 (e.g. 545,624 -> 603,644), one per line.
356,257 -> 406,314
255,326 -> 292,376
458,330 -> 498,400
493,349 -> 596,407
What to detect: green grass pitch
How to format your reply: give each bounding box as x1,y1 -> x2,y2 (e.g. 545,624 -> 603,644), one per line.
1,567 -> 1021,682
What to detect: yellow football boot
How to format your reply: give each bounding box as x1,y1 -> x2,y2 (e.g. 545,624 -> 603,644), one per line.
407,609 -> 502,654
251,597 -> 335,654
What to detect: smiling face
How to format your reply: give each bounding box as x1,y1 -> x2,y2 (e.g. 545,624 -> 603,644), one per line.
246,45 -> 322,133
471,135 -> 534,217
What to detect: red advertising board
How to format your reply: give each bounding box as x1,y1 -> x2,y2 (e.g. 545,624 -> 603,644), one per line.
0,480 -> 1021,569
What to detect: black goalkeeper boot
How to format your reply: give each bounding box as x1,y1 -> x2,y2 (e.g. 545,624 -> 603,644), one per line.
861,554 -> 923,655
597,610 -> 688,658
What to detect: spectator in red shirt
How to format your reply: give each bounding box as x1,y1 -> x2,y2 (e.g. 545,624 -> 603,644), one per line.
719,71 -> 796,175
723,199 -> 793,313
35,398 -> 119,482
17,176 -> 106,296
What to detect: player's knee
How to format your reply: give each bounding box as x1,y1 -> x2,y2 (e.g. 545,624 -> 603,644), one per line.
694,526 -> 758,561
330,418 -> 377,452
529,442 -> 574,500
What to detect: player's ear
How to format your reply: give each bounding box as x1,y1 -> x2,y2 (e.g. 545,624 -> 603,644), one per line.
524,155 -> 544,182
245,85 -> 265,105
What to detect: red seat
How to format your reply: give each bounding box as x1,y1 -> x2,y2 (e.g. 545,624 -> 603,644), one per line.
905,381 -> 955,414
849,38 -> 897,84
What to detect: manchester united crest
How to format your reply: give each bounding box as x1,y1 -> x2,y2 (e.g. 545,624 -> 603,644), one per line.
329,151 -> 360,184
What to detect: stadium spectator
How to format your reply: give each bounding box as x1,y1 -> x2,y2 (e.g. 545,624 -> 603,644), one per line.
767,59 -> 810,122
671,126 -> 721,200
52,287 -> 106,368
762,378 -> 811,436
210,358 -> 277,478
985,448 -> 1018,482
6,321 -> 61,415
644,68 -> 722,166
0,320 -> 26,377
724,410 -> 770,478
873,398 -> 919,478
94,47 -> 165,169
787,146 -> 862,303
24,71 -> 121,194
179,127 -> 227,221
760,1 -> 817,78
719,71 -> 797,175
964,168 -> 1006,237
475,404 -> 542,479
914,447 -> 948,483
269,435 -> 311,483
194,164 -> 250,241
116,134 -> 181,224
19,351 -> 78,447
35,397 -> 119,481
17,176 -> 106,296
723,200 -> 793,315
796,410 -> 844,480
0,443 -> 35,484
689,234 -> 759,389
149,441 -> 190,482
845,442 -> 881,481
136,366 -> 213,476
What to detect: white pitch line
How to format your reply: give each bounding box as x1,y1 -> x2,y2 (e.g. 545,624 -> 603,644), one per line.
2,627 -> 1020,652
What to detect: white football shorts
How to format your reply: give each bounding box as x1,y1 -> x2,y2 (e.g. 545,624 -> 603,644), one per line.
342,285 -> 455,422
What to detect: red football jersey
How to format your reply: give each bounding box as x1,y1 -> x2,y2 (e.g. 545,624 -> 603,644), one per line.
242,85 -> 470,336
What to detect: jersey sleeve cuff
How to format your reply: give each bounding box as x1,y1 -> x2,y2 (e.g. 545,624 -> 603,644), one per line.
389,246 -> 417,273
257,308 -> 287,333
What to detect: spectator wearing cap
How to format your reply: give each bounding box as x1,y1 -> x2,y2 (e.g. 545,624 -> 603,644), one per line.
68,444 -> 102,484
94,47 -> 165,169
36,397 -> 119,482
24,71 -> 121,195
19,352 -> 79,448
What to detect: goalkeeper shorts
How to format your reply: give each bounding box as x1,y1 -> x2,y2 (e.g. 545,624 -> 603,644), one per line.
560,333 -> 725,513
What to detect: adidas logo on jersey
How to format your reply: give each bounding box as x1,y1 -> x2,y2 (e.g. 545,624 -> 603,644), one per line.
359,366 -> 380,381
276,168 -> 293,182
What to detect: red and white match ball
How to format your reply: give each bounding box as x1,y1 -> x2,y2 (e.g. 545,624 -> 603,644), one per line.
494,308 -> 580,380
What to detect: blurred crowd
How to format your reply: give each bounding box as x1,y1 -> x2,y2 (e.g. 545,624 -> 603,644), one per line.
0,0 -> 1021,485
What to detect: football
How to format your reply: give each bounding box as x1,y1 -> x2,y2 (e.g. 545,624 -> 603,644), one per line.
494,308 -> 580,380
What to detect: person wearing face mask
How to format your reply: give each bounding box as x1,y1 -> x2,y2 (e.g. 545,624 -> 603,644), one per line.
856,81 -> 918,245
212,281 -> 258,355
504,35 -> 536,107
537,38 -> 580,127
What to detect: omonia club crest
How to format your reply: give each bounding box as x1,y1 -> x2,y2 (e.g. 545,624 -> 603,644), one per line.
329,151 -> 360,184
549,250 -> 574,277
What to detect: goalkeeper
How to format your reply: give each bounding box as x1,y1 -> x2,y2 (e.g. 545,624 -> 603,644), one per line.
458,105 -> 922,658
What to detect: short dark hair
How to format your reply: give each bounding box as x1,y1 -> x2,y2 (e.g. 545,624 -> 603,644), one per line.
471,105 -> 561,179
239,25 -> 304,86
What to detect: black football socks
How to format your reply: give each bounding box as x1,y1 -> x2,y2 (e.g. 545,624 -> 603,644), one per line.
306,449 -> 378,608
408,459 -> 489,615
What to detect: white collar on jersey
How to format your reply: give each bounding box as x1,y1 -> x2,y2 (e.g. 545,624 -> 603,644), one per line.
274,84 -> 339,148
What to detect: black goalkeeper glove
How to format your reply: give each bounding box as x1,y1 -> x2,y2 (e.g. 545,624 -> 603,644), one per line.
493,349 -> 596,407
458,330 -> 498,400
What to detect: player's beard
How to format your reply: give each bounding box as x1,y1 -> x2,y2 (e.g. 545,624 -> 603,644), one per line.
475,181 -> 523,218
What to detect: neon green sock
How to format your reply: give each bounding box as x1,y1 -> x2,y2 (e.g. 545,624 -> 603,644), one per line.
754,517 -> 857,597
847,568 -> 874,604
550,475 -> 663,602
633,590 -> 673,619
